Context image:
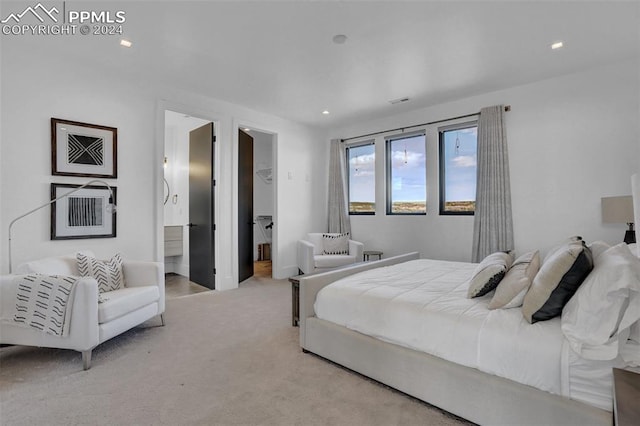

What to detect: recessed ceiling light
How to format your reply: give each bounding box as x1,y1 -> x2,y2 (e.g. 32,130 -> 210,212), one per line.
243,128 -> 251,132
322,110 -> 330,115
551,41 -> 563,50
120,39 -> 132,48
332,34 -> 347,44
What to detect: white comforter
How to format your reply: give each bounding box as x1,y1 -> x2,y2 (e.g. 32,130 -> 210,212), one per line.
314,259 -> 620,410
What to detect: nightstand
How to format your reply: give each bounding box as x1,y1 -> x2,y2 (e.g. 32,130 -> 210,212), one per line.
613,368 -> 640,426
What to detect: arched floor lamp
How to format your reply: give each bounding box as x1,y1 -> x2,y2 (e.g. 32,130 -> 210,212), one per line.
8,179 -> 117,273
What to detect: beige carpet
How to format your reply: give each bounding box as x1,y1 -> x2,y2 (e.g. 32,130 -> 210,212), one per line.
0,276 -> 471,426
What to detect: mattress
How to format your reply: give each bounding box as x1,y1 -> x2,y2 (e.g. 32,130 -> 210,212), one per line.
314,258 -> 625,411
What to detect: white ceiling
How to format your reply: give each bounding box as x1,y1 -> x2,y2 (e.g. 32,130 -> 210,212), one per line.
5,1 -> 640,129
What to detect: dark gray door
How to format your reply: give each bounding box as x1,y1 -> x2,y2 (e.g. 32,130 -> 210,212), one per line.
238,129 -> 254,282
189,123 -> 215,289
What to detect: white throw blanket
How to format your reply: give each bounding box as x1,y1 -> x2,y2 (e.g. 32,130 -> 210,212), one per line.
13,274 -> 77,337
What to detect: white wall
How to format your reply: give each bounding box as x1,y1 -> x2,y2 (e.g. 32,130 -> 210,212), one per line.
330,59 -> 640,260
0,40 -> 327,284
1,47 -> 158,271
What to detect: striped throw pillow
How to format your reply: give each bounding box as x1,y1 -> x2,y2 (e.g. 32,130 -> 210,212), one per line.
77,252 -> 124,294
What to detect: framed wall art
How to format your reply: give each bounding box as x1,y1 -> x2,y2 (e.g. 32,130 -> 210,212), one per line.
50,183 -> 117,240
51,118 -> 118,178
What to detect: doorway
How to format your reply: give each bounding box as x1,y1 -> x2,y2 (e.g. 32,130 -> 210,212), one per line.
163,110 -> 215,289
238,127 -> 276,281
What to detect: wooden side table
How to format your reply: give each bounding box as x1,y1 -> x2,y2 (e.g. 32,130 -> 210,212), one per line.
613,368 -> 640,426
363,250 -> 383,261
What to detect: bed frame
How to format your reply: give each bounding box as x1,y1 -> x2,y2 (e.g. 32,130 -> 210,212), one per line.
299,252 -> 611,426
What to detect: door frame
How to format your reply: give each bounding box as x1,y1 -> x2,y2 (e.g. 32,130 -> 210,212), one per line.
156,101 -> 220,282
233,120 -> 278,282
155,103 -> 279,287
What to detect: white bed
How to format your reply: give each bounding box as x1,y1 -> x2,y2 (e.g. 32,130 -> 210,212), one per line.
314,257 -> 632,411
299,250 -> 639,425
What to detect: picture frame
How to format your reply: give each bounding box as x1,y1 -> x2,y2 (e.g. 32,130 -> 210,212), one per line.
50,183 -> 117,240
51,118 -> 118,178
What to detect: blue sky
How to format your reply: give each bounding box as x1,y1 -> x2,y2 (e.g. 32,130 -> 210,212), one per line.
443,127 -> 477,202
389,135 -> 426,202
348,144 -> 375,203
348,128 -> 477,204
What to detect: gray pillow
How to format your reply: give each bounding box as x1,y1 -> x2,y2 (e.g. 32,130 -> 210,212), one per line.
467,252 -> 514,298
322,232 -> 349,255
489,251 -> 540,310
522,240 -> 593,324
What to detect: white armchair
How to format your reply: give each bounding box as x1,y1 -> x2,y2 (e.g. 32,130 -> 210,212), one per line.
0,251 -> 164,370
297,233 -> 364,274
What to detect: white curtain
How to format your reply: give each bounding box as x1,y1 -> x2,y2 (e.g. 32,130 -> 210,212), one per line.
327,139 -> 351,234
472,105 -> 514,262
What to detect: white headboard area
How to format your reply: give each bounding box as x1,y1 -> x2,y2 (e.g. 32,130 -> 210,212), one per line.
632,174 -> 640,256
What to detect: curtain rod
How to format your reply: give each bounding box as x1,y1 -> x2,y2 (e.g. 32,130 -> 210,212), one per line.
340,105 -> 511,143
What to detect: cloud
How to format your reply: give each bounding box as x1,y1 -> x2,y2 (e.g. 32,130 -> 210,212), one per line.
452,155 -> 476,168
350,153 -> 374,168
391,150 -> 424,168
350,153 -> 375,177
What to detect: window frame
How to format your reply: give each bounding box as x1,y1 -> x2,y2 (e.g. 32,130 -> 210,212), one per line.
438,121 -> 478,216
346,140 -> 376,216
385,131 -> 427,216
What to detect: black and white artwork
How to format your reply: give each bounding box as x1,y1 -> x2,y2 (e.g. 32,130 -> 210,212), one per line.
51,118 -> 117,178
51,183 -> 117,240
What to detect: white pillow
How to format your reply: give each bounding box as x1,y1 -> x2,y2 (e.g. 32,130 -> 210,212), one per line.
467,252 -> 513,298
322,233 -> 349,255
561,243 -> 640,360
77,252 -> 125,293
588,241 -> 611,262
630,322 -> 640,344
489,251 -> 540,309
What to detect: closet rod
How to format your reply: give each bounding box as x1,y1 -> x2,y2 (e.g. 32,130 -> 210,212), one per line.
341,105 -> 511,143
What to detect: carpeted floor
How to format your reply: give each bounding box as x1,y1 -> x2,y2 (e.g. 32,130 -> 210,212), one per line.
0,275 -> 471,426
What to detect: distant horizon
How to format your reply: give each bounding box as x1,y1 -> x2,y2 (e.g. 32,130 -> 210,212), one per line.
348,128 -> 477,207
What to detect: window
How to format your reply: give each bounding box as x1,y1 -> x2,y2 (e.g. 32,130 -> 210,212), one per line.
439,122 -> 478,215
347,141 -> 375,214
386,132 -> 426,214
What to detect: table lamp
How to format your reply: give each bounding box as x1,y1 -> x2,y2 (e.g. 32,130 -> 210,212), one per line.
601,195 -> 635,244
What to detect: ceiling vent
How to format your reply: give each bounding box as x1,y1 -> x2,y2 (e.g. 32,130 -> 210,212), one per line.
389,97 -> 410,105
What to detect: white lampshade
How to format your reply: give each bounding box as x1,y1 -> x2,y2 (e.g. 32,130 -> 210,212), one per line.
601,196 -> 634,224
